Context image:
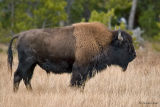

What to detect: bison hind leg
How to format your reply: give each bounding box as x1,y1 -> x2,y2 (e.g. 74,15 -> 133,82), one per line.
13,67 -> 23,92
13,56 -> 37,92
23,63 -> 36,91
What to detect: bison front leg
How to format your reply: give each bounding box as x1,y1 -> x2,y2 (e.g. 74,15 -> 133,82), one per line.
70,63 -> 88,89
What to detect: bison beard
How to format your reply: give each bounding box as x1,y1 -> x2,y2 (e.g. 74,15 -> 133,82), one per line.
7,22 -> 136,92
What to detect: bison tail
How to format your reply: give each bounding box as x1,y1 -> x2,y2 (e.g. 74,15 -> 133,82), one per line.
7,35 -> 19,75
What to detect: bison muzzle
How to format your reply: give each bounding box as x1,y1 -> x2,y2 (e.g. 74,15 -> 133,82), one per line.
7,22 -> 136,92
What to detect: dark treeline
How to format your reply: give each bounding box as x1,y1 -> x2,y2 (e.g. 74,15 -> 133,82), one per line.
0,0 -> 160,43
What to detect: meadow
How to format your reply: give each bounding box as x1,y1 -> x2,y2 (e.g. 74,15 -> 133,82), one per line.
0,45 -> 160,107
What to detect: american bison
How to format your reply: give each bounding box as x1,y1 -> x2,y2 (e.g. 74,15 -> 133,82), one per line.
8,22 -> 136,92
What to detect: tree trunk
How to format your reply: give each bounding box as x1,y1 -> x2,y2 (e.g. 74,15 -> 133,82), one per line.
65,0 -> 75,25
42,19 -> 47,28
128,0 -> 137,30
11,0 -> 15,35
83,1 -> 90,22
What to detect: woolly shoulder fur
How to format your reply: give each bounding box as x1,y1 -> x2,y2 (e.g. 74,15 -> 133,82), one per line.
72,22 -> 113,65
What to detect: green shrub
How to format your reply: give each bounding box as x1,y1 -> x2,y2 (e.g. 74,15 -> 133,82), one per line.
152,43 -> 160,51
138,6 -> 159,38
89,9 -> 115,26
0,48 -> 3,53
0,29 -> 11,44
153,23 -> 160,42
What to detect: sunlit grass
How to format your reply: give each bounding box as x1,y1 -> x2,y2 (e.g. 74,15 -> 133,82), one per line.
0,48 -> 160,107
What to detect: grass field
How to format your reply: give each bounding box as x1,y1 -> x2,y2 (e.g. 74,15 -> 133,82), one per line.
0,46 -> 160,107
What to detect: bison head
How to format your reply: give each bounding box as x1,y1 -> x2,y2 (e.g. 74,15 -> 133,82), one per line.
107,30 -> 136,71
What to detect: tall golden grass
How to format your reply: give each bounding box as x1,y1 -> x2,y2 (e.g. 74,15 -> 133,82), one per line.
0,48 -> 160,107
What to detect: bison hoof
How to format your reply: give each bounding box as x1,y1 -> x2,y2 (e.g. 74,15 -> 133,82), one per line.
26,84 -> 32,91
70,82 -> 85,89
13,83 -> 19,93
69,84 -> 85,92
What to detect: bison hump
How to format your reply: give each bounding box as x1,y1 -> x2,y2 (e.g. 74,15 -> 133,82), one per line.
72,22 -> 113,64
73,22 -> 113,48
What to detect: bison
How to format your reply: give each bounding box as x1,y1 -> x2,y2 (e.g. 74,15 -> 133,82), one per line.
8,22 -> 136,92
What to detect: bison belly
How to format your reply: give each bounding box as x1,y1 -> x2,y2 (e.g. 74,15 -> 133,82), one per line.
34,34 -> 76,74
38,59 -> 74,74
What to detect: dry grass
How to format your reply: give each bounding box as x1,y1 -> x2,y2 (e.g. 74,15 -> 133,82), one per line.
0,48 -> 160,107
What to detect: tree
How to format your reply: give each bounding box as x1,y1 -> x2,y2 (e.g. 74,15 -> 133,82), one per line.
137,0 -> 160,37
69,0 -> 106,23
65,0 -> 75,24
88,9 -> 115,28
33,0 -> 67,28
128,0 -> 137,30
0,0 -> 67,33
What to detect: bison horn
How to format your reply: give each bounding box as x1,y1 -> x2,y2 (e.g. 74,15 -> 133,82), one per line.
118,31 -> 123,41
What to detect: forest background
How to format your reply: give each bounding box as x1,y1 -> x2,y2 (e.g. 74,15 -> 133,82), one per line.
0,0 -> 160,50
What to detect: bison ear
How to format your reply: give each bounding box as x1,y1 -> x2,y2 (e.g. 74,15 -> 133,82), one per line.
118,31 -> 123,41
